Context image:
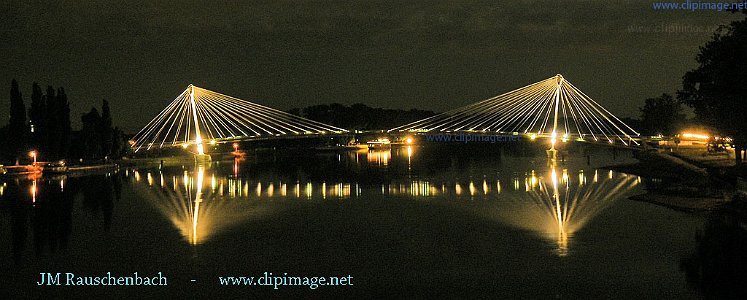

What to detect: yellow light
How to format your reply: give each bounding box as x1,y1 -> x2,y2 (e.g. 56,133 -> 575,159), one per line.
209,140 -> 217,145
405,137 -> 413,144
530,134 -> 537,140
182,143 -> 189,149
29,150 -> 37,165
550,131 -> 557,148
30,180 -> 37,203
681,133 -> 709,140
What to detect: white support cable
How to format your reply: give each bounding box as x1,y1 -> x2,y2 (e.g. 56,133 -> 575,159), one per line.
389,74 -> 640,145
131,85 -> 348,152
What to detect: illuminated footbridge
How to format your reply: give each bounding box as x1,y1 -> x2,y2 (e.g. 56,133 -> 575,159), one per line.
131,85 -> 347,153
390,74 -> 640,147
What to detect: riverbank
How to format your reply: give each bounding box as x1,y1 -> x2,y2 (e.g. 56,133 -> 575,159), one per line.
629,193 -> 727,212
606,148 -> 745,212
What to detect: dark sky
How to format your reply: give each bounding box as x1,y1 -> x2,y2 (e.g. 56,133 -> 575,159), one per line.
1,1 -> 742,132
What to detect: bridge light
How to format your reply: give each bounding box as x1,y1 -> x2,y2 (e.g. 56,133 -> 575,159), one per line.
550,131 -> 557,148
182,143 -> 189,149
209,140 -> 217,145
29,150 -> 37,165
681,132 -> 709,140
530,134 -> 537,141
405,137 -> 413,144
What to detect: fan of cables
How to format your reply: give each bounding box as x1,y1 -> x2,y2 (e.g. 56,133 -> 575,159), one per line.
390,74 -> 639,145
131,85 -> 347,152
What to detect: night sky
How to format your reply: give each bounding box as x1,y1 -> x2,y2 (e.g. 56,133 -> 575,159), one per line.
0,1 -> 741,132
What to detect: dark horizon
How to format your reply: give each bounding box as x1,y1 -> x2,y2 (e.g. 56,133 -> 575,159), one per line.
0,1 -> 742,133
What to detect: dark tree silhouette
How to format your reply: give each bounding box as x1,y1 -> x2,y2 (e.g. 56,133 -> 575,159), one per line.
639,93 -> 684,136
678,13 -> 747,163
81,108 -> 102,159
28,82 -> 45,154
57,87 -> 71,159
111,126 -> 126,158
292,103 -> 435,130
99,100 -> 113,157
681,198 -> 747,299
5,79 -> 27,161
45,86 -> 62,159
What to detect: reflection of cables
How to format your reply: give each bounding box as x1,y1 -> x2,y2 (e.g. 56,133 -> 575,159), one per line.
135,168 -> 269,245
131,85 -> 347,152
389,75 -> 639,146
481,167 -> 639,256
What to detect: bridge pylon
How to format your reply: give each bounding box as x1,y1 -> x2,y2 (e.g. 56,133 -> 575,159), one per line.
130,85 -> 347,153
388,74 -> 641,150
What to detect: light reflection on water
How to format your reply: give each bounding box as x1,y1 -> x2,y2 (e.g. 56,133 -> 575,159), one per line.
126,147 -> 639,255
478,163 -> 639,256
0,145 -> 714,298
132,166 -> 274,245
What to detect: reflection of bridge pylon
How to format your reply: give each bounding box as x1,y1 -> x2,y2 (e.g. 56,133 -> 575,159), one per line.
390,74 -> 640,148
134,167 -> 270,245
130,85 -> 347,153
485,164 -> 639,256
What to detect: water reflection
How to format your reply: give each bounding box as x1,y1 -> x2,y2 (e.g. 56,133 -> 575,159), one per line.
133,166 -> 260,245
127,147 -> 639,257
0,173 -> 120,264
478,163 -> 639,256
681,198 -> 747,298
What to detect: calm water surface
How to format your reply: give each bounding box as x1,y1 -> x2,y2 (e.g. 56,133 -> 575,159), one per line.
0,146 -> 707,298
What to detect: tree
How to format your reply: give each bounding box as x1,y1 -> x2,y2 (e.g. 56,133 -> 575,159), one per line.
639,93 -> 684,136
99,100 -> 113,156
293,103 -> 436,130
678,13 -> 747,163
28,82 -> 45,154
111,126 -> 126,158
81,108 -> 102,159
680,197 -> 747,298
45,86 -> 61,159
53,87 -> 71,159
6,79 -> 26,160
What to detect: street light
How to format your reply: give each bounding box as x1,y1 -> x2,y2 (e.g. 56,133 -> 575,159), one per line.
233,143 -> 239,151
29,150 -> 37,165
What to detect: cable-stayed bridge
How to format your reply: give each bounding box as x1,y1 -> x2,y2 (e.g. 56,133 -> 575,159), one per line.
389,74 -> 640,147
131,85 -> 348,153
130,74 -> 641,154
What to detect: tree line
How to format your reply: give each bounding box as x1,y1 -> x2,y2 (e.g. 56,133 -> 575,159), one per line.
287,103 -> 435,131
636,10 -> 747,163
0,80 -> 127,164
